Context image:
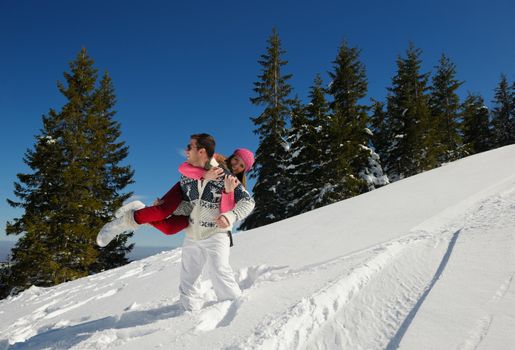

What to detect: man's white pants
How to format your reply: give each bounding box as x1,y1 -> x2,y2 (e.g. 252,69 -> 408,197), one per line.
179,233 -> 241,311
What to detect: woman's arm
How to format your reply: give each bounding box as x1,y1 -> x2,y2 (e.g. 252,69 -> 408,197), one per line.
220,174 -> 238,213
179,162 -> 224,181
178,162 -> 205,180
220,191 -> 235,213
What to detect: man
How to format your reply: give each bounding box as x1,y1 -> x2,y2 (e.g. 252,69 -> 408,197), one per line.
172,133 -> 255,311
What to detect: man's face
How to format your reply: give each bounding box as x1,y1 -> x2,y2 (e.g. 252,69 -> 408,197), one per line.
186,139 -> 202,166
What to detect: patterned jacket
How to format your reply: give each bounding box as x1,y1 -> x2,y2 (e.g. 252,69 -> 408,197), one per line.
173,158 -> 255,241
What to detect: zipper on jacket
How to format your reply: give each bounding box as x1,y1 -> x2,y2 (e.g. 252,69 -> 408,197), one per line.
194,179 -> 208,240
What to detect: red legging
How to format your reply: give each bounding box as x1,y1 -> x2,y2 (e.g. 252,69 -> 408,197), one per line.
133,182 -> 189,235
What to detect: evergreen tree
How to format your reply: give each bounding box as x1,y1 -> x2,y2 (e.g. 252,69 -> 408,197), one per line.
461,93 -> 492,154
429,54 -> 464,163
491,74 -> 514,147
2,49 -> 134,298
240,29 -> 295,230
285,75 -> 332,216
384,43 -> 434,180
369,99 -> 389,160
283,96 -> 308,218
367,99 -> 390,189
324,41 -> 386,201
512,81 -> 515,143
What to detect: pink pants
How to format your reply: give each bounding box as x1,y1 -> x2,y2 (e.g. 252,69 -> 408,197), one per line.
133,182 -> 189,235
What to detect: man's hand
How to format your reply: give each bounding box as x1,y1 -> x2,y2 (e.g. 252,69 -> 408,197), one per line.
153,198 -> 164,206
204,167 -> 224,181
224,175 -> 239,193
216,215 -> 230,229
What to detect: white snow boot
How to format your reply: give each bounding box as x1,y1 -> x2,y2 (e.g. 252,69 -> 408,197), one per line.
96,201 -> 145,247
114,200 -> 146,218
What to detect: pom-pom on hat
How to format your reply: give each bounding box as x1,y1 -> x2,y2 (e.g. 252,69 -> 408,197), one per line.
233,148 -> 255,172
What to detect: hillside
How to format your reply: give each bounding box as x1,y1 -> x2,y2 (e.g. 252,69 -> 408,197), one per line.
1,145 -> 515,350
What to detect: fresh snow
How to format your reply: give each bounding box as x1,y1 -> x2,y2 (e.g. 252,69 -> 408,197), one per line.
1,145 -> 515,350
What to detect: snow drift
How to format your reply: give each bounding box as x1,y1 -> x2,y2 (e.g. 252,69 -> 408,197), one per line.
1,145 -> 515,349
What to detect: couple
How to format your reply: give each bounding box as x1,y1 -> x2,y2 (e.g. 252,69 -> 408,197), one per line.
96,133 -> 256,311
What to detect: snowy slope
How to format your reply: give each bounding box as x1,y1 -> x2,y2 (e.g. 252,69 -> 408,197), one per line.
1,145 -> 515,350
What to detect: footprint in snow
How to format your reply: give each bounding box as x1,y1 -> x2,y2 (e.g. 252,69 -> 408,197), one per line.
236,265 -> 288,290
195,297 -> 245,332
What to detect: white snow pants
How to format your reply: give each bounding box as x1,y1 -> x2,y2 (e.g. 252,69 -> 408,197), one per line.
179,233 -> 241,311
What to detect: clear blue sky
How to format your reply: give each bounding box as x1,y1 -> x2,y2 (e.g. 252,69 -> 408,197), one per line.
1,0 -> 514,248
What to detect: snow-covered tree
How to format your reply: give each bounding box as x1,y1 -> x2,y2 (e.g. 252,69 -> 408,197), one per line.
461,93 -> 492,154
384,43 -> 433,180
369,99 -> 388,158
240,29 -> 295,230
491,74 -> 514,147
429,54 -> 465,163
324,41 -> 388,201
285,75 -> 333,216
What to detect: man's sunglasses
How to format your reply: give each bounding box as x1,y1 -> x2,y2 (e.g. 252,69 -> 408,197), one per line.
186,144 -> 205,151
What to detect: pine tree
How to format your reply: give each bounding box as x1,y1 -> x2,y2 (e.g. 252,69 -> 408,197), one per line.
429,54 -> 464,163
384,43 -> 433,180
510,81 -> 515,143
283,97 -> 308,217
369,99 -> 389,160
2,49 -> 134,298
285,75 -> 332,216
491,74 -> 514,147
324,41 -> 385,202
240,29 -> 295,230
461,93 -> 492,154
367,99 -> 390,189
511,81 -> 515,143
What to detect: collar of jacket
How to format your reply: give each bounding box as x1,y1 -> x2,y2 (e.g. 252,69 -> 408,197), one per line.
204,157 -> 219,170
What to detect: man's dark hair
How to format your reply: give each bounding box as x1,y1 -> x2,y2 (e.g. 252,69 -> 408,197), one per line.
191,133 -> 216,158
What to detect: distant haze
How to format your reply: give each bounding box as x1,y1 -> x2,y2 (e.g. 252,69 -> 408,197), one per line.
0,241 -> 175,263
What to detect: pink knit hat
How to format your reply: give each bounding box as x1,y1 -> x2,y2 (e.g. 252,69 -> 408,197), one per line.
233,148 -> 255,172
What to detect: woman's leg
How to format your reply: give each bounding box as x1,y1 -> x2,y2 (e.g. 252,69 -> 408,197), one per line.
133,182 -> 182,224
150,215 -> 189,235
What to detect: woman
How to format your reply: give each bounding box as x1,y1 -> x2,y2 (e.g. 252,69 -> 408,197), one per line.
96,148 -> 254,247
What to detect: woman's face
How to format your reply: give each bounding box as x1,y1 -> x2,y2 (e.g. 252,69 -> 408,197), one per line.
230,155 -> 246,175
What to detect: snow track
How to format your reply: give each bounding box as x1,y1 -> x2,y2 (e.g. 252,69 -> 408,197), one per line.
235,232 -> 458,350
236,188 -> 515,350
398,188 -> 515,350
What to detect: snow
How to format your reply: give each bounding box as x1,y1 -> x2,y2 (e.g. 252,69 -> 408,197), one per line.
359,145 -> 390,189
1,145 -> 515,349
40,135 -> 57,145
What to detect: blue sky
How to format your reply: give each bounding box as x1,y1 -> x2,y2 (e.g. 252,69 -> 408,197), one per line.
1,0 -> 514,248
